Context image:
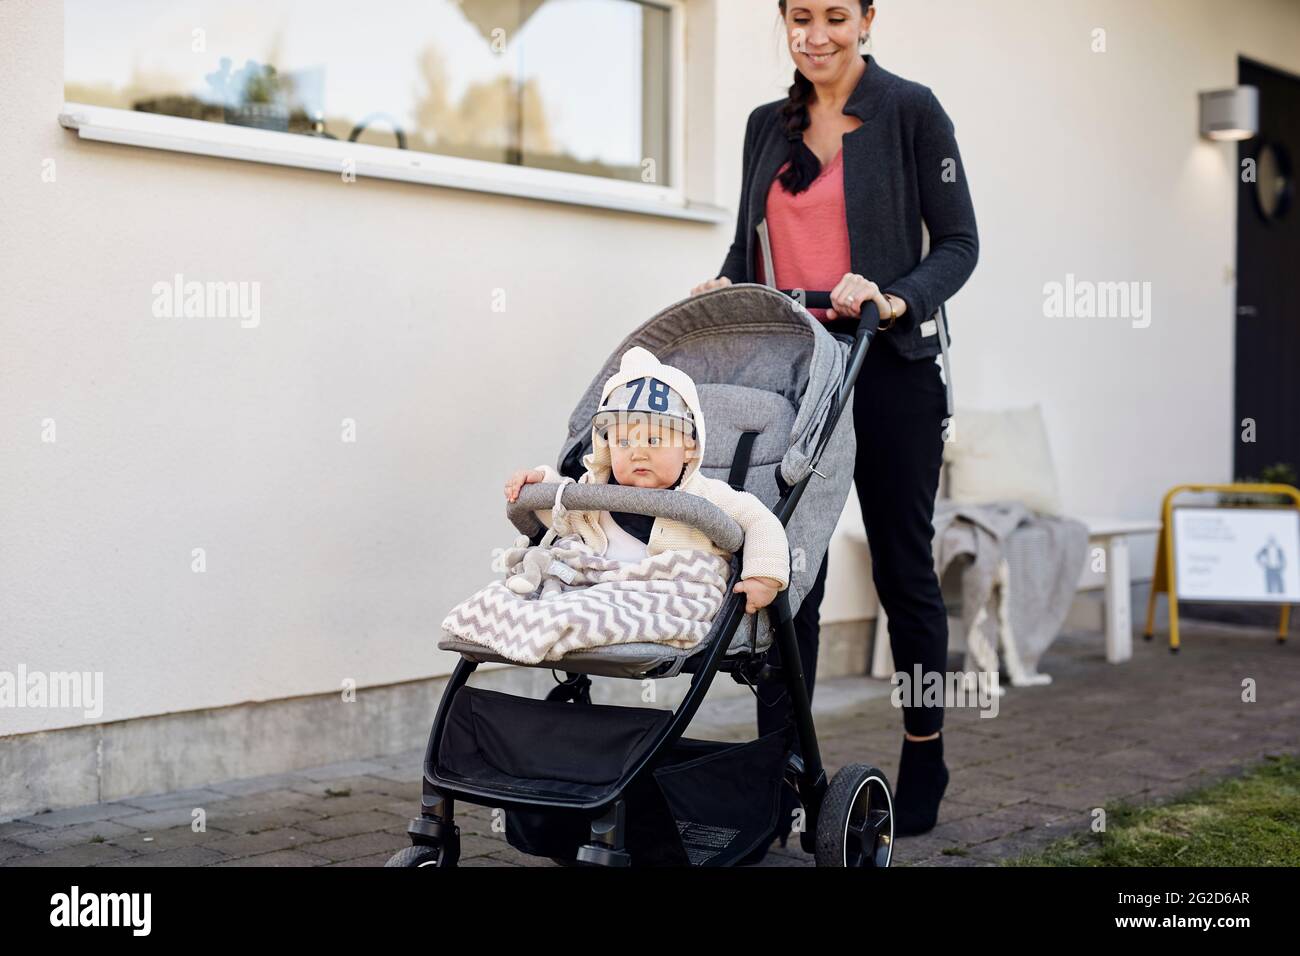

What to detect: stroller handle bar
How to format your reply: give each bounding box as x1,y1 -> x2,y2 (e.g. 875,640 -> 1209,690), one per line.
775,289 -> 832,310
507,482 -> 745,554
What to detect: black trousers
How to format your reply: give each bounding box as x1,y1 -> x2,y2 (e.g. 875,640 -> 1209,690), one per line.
757,324 -> 950,757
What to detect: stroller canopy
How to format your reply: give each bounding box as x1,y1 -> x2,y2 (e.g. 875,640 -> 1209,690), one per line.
561,283 -> 850,492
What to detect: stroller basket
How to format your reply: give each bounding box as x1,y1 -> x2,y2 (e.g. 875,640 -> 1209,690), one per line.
436,687 -> 670,802
436,686 -> 791,866
506,729 -> 792,867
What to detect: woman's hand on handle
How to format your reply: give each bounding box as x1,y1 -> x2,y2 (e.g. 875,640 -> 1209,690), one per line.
505,468 -> 546,503
825,273 -> 900,324
690,276 -> 732,297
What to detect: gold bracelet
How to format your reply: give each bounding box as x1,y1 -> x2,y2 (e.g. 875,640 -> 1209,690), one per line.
878,296 -> 898,331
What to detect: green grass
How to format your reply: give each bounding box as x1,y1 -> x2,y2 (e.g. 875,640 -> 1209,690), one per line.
1004,754 -> 1300,866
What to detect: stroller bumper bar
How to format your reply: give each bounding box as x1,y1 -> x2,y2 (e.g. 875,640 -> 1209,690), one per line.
506,482 -> 745,553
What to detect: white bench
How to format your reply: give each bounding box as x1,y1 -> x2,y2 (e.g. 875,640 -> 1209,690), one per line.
1073,515 -> 1162,663
868,514 -> 1161,678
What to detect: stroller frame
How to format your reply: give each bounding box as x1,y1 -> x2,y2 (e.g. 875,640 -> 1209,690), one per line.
395,292 -> 893,868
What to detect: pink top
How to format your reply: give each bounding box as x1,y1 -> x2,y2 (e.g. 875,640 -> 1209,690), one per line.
758,149 -> 852,322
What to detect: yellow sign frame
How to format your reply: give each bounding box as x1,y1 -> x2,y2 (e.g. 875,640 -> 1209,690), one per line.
1143,483 -> 1299,651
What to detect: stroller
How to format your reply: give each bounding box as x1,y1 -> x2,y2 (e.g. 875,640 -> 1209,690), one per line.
388,283 -> 894,868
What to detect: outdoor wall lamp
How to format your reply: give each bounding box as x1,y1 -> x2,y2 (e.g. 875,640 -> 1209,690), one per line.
1198,85 -> 1259,141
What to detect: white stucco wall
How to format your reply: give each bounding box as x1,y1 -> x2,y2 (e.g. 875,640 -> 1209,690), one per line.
3,0 -> 1299,736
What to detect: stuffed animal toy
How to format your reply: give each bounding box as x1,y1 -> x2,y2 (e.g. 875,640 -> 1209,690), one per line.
500,533 -> 578,600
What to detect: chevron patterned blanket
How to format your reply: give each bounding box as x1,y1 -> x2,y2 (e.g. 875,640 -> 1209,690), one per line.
439,535 -> 732,664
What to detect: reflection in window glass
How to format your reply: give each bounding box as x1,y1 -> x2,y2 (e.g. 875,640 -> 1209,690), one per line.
64,0 -> 673,186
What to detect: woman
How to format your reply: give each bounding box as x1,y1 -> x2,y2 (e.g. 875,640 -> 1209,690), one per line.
691,0 -> 979,848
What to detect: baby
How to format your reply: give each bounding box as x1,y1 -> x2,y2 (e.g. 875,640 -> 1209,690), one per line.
505,346 -> 790,614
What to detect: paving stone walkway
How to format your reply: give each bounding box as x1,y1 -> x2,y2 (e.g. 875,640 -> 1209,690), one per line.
3,618 -> 1296,867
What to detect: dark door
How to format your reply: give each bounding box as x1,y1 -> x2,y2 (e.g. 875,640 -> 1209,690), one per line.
1235,56 -> 1300,482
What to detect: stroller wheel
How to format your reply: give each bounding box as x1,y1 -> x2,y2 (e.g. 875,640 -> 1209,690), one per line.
814,763 -> 894,868
385,844 -> 455,868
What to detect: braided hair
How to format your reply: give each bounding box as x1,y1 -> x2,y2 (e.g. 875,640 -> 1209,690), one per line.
776,0 -> 873,195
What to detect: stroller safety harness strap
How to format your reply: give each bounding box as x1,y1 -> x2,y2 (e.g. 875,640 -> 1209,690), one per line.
727,431 -> 760,492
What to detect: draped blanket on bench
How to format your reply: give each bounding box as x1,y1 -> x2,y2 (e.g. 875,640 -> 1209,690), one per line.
932,499 -> 1089,687
439,534 -> 732,665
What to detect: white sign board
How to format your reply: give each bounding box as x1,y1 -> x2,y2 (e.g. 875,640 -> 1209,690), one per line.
1173,507 -> 1300,602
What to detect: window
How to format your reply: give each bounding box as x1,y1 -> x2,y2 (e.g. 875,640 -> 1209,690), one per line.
62,0 -> 711,219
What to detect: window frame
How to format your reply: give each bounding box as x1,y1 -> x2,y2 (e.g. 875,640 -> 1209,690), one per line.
57,0 -> 721,223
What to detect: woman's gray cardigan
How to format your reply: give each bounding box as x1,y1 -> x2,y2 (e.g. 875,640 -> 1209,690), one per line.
715,54 -> 979,370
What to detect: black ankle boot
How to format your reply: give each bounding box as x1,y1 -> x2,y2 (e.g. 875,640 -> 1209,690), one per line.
892,732 -> 949,837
